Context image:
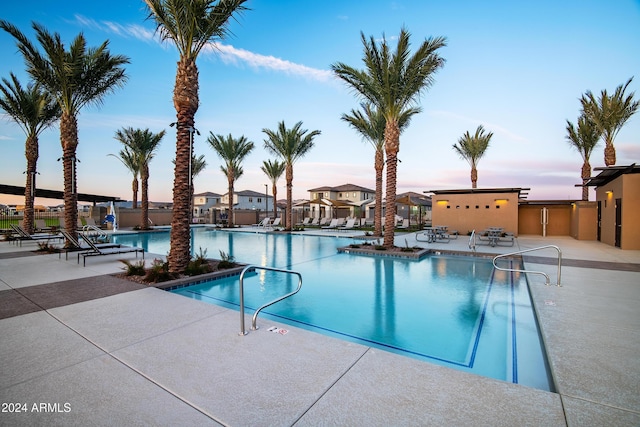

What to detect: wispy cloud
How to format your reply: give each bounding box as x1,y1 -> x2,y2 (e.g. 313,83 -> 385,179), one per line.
72,14 -> 333,83
428,110 -> 528,142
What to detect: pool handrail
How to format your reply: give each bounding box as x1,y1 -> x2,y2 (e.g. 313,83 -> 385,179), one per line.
238,265 -> 303,336
492,245 -> 562,286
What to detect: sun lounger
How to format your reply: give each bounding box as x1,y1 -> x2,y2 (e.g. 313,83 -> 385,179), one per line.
318,218 -> 329,226
78,234 -> 144,266
267,218 -> 281,228
337,219 -> 356,231
309,218 -> 319,226
396,219 -> 409,229
9,224 -> 63,246
253,218 -> 271,227
322,219 -> 339,230
34,219 -> 53,232
58,229 -> 121,260
297,218 -> 311,226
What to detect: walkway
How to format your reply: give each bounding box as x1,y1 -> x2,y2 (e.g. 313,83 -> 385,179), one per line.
0,230 -> 638,426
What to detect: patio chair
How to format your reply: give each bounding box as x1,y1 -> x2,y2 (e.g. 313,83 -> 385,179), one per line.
337,219 -> 356,232
319,218 -> 329,226
35,219 -> 53,232
297,218 -> 311,226
268,217 -> 282,228
253,218 -> 271,227
9,224 -> 63,246
78,234 -> 144,267
321,219 -> 339,230
309,218 -> 319,226
58,229 -> 121,260
396,219 -> 409,229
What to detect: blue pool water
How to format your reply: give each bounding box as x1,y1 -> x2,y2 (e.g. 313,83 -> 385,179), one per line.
113,228 -> 553,391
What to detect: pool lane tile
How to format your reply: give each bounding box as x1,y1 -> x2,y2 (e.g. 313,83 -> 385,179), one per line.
0,311 -> 104,389
111,310 -> 370,427
0,354 -> 220,427
296,348 -> 565,426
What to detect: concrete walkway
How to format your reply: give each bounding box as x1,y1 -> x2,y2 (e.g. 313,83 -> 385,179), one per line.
0,230 -> 638,426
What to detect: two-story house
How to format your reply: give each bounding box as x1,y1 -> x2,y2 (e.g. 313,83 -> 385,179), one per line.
192,192 -> 221,221
307,183 -> 375,219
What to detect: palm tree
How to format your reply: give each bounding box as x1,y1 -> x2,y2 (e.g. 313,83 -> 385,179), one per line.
108,147 -> 140,209
332,28 -> 446,247
581,77 -> 639,166
144,0 -> 248,273
1,21 -> 129,241
261,159 -> 285,219
566,116 -> 601,201
207,133 -> 254,228
172,153 -> 207,219
263,121 -> 321,231
114,128 -> 165,229
341,103 -> 414,237
452,125 -> 493,189
0,73 -> 59,234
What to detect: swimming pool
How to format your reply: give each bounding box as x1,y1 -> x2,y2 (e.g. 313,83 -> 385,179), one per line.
113,228 -> 553,391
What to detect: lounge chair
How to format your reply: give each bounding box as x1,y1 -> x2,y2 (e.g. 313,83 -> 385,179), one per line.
309,218 -> 319,226
58,229 -> 121,260
78,234 -> 144,266
35,219 -> 53,232
396,219 -> 409,229
268,217 -> 282,228
253,218 -> 271,227
297,218 -> 311,226
319,218 -> 329,226
337,219 -> 356,231
322,219 -> 339,230
9,224 -> 63,246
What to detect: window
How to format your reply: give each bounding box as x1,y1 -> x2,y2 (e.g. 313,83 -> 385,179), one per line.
257,198 -> 262,203
248,197 -> 253,203
485,205 -> 490,209
496,205 -> 500,209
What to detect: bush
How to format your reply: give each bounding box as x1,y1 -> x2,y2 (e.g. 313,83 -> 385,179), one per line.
185,247 -> 213,276
120,259 -> 146,276
145,258 -> 175,282
217,250 -> 236,269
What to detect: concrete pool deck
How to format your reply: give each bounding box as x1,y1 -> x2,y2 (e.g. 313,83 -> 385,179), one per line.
0,229 -> 638,426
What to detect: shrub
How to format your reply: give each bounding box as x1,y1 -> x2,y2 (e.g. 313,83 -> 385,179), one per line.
145,258 -> 174,282
120,259 -> 146,276
185,247 -> 213,276
217,250 -> 236,269
374,245 -> 386,251
36,241 -> 58,253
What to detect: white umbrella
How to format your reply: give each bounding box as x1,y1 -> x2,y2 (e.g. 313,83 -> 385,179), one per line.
109,201 -> 118,231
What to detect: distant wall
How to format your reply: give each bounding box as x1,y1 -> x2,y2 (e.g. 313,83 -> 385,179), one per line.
115,209 -> 173,228
431,192 -> 519,235
570,201 -> 597,240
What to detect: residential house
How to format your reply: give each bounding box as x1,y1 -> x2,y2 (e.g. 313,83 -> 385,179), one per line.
192,192 -> 221,220
307,183 -> 375,219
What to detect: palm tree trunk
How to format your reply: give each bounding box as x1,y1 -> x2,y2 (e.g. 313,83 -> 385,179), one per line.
271,183 -> 277,220
383,120 -> 400,248
132,178 -> 138,209
374,148 -> 384,237
227,174 -> 234,228
168,57 -> 199,273
23,134 -> 38,235
60,113 -> 79,242
471,166 -> 478,189
141,165 -> 149,229
581,161 -> 591,201
604,139 -> 616,166
285,163 -> 293,231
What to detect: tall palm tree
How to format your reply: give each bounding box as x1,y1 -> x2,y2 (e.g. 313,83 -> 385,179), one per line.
566,116 -> 601,201
172,153 -> 208,219
1,20 -> 129,241
108,147 -> 140,209
144,0 -> 248,273
452,125 -> 493,189
341,103 -> 414,237
263,121 -> 320,231
581,77 -> 639,166
0,73 -> 59,234
114,128 -> 165,229
261,159 -> 285,218
207,133 -> 254,228
332,28 -> 446,247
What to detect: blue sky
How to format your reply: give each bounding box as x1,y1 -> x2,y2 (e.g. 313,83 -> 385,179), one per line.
1,0 -> 639,206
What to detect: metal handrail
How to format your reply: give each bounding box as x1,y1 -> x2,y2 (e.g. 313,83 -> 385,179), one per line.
238,265 -> 303,336
492,245 -> 562,286
82,224 -> 107,241
469,229 -> 476,252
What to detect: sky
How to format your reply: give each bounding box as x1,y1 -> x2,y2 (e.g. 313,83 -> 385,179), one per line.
1,0 -> 639,207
